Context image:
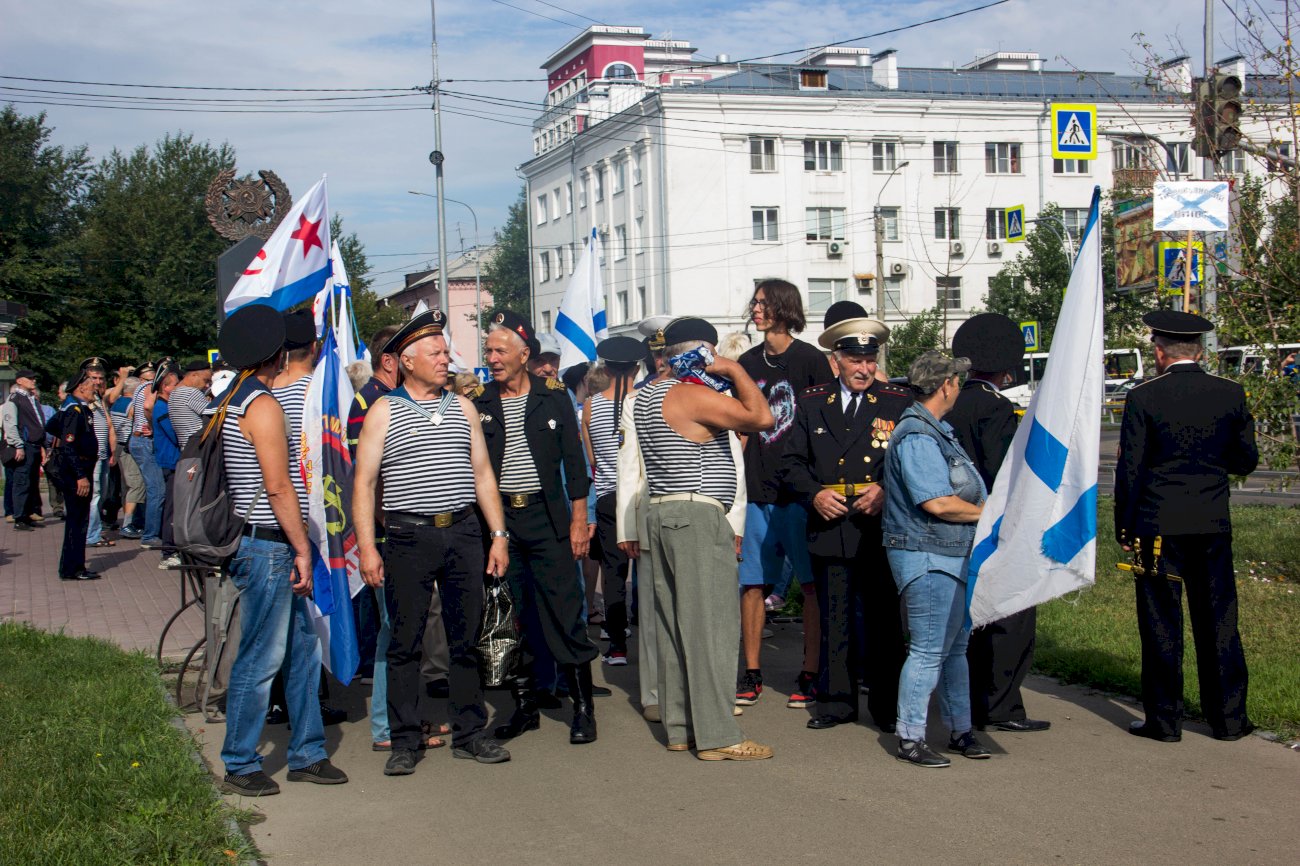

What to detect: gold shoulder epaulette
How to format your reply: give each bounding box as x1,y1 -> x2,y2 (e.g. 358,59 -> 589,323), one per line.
469,383 -> 486,399
546,377 -> 565,391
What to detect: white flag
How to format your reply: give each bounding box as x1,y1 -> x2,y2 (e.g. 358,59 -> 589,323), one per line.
967,187 -> 1104,627
557,227 -> 608,372
410,298 -> 469,372
224,176 -> 332,314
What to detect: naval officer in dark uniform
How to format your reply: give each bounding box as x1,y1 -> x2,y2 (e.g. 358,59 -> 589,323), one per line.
48,367 -> 101,581
946,313 -> 1051,733
783,302 -> 912,731
1116,310 -> 1258,742
473,311 -> 600,745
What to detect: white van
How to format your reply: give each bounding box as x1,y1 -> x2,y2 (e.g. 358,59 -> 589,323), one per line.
1001,348 -> 1145,409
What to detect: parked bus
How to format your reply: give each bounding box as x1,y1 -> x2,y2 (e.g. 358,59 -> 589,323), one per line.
1002,347 -> 1145,408
1218,343 -> 1300,377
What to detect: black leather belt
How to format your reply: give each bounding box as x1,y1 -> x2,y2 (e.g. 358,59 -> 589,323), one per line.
243,524 -> 289,544
387,507 -> 475,528
501,492 -> 544,509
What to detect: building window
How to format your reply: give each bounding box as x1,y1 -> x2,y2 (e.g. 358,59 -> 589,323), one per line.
1223,148 -> 1247,174
1061,208 -> 1089,242
1114,142 -> 1154,170
799,69 -> 828,90
617,290 -> 629,322
578,177 -> 587,209
805,207 -> 847,241
804,139 -> 843,171
751,207 -> 779,242
633,150 -> 643,185
554,246 -> 564,279
1163,142 -> 1190,175
541,310 -> 552,331
564,182 -> 573,214
536,193 -> 548,225
873,141 -> 899,172
539,251 -> 551,282
750,137 -> 776,172
884,278 -> 903,314
614,224 -> 628,260
568,243 -> 576,275
552,187 -> 561,220
934,208 -> 960,240
933,141 -> 958,174
613,160 -> 626,194
984,142 -> 1022,174
594,167 -> 605,202
986,208 -> 1007,240
637,285 -> 647,317
937,276 -> 962,310
878,207 -> 900,242
807,278 -> 847,314
1054,158 -> 1090,175
604,62 -> 637,80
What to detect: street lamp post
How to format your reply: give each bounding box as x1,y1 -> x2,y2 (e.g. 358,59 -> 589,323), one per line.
874,160 -> 909,373
409,190 -> 483,365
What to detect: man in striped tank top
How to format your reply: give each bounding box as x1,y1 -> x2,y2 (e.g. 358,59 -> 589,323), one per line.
354,310 -> 512,772
637,318 -> 776,761
474,311 -> 601,746
213,305 -> 348,798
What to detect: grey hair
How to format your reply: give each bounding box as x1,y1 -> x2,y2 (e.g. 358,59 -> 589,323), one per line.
1153,334 -> 1202,360
663,339 -> 708,364
122,376 -> 142,397
488,323 -> 527,350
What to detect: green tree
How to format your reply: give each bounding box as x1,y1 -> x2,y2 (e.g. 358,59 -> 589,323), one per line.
481,187 -> 531,325
887,305 -> 944,375
0,106 -> 91,383
331,213 -> 402,344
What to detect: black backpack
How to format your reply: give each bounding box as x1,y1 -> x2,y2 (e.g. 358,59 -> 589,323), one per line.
172,372 -> 264,566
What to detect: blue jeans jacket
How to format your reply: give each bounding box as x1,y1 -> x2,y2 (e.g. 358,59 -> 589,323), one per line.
882,403 -> 986,557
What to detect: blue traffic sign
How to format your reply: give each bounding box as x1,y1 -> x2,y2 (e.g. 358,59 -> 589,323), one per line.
1006,205 -> 1026,243
1051,103 -> 1097,159
1020,321 -> 1039,352
473,366 -> 491,383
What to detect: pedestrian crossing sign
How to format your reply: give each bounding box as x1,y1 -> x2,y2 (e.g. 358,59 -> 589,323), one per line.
207,348 -> 219,366
1006,205 -> 1026,242
1158,240 -> 1203,287
1020,321 -> 1039,352
1051,103 -> 1097,160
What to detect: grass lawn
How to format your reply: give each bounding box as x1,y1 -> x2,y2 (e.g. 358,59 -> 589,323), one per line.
0,622 -> 252,865
1036,498 -> 1300,739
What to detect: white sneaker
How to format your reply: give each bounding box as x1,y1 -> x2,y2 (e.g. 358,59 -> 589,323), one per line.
603,651 -> 628,666
764,594 -> 783,612
158,554 -> 182,569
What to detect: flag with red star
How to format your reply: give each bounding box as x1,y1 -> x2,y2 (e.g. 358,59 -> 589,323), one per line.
224,176 -> 332,314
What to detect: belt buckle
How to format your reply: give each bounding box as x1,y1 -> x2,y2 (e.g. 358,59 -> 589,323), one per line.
509,494 -> 528,509
843,484 -> 856,497
433,512 -> 453,528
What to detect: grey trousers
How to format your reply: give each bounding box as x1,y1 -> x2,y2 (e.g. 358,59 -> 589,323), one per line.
635,509 -> 659,709
647,499 -> 743,751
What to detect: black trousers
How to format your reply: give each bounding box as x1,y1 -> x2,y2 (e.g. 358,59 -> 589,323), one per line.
383,516 -> 487,750
504,501 -> 598,670
812,548 -> 906,725
59,477 -> 92,577
12,446 -> 43,520
967,606 -> 1038,725
594,493 -> 630,653
160,468 -> 176,551
1134,532 -> 1250,737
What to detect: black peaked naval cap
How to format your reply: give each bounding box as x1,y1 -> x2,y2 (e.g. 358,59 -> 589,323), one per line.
596,335 -> 645,365
561,362 -> 589,392
823,300 -> 869,330
1143,309 -> 1213,340
184,358 -> 211,373
219,304 -> 287,370
383,309 -> 447,356
662,317 -> 718,347
952,313 -> 1025,372
490,310 -> 538,355
282,309 -> 318,349
79,356 -> 107,373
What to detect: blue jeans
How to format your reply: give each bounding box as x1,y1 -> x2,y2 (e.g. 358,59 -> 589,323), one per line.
889,549 -> 972,743
128,437 -> 165,543
86,458 -> 106,544
370,585 -> 391,742
221,536 -> 327,775
738,502 -> 813,587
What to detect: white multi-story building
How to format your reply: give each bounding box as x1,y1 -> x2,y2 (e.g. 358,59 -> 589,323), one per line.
522,26 -> 1278,344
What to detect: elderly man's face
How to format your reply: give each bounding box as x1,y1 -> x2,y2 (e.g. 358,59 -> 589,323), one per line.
836,352 -> 879,393
16,375 -> 36,390
529,352 -> 560,379
401,335 -> 451,389
484,330 -> 528,382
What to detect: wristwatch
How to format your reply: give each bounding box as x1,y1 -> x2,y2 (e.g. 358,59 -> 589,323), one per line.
490,529 -> 510,539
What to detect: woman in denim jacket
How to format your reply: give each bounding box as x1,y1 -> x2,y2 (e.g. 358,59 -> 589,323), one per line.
882,351 -> 992,767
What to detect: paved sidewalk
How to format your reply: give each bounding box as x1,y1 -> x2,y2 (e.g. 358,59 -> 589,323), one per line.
0,516 -> 202,658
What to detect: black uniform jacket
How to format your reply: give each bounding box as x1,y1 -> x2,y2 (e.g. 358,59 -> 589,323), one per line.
945,379 -> 1018,490
783,377 -> 913,559
1114,363 -> 1258,541
473,373 -> 591,539
46,400 -> 98,480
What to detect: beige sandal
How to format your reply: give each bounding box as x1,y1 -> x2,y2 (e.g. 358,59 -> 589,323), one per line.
696,739 -> 773,761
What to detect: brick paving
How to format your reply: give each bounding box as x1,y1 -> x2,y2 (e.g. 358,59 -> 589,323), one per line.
0,516 -> 203,659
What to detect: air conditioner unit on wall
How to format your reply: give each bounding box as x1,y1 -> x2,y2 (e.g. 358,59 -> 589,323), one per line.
827,240 -> 846,257
950,240 -> 965,256
889,261 -> 907,276
987,241 -> 1003,256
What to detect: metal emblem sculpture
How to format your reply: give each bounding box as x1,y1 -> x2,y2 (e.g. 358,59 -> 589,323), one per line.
205,168 -> 292,242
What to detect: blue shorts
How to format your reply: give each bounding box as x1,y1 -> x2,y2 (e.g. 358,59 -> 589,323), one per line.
738,502 -> 813,588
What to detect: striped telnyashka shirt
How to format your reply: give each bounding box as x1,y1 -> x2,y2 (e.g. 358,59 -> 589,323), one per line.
169,385 -> 209,450
633,379 -> 736,510
588,393 -> 621,500
380,395 -> 476,514
271,375 -> 312,514
498,395 -> 542,494
203,380 -> 283,528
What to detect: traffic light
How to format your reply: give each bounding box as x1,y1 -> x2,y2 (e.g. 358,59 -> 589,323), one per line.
1193,73 -> 1243,158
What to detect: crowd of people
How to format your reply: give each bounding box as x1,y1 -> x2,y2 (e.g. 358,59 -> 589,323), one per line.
3,280 -> 1259,796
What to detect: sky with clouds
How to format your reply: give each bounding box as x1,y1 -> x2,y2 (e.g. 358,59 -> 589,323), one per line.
1,0 -> 1245,297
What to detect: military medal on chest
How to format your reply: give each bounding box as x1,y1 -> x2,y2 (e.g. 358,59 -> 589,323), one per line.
869,417 -> 895,449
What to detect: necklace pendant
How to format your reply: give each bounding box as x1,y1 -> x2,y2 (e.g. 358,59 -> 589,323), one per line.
430,414 -> 443,427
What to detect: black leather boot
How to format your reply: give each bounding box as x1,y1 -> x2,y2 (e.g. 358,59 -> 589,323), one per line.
566,662 -> 598,745
493,675 -> 541,740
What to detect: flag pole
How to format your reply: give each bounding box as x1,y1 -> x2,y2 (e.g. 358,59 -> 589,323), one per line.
430,0 -> 450,307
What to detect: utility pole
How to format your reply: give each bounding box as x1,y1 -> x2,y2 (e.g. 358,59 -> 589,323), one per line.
429,0 -> 450,303
874,161 -> 908,373
1202,0 -> 1218,354
409,191 -> 482,365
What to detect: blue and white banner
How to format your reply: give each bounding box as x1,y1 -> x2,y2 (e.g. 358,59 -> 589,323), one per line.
967,186 -> 1104,628
557,227 -> 608,372
224,176 -> 332,314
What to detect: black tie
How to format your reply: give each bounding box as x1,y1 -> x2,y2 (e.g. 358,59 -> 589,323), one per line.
847,393 -> 860,422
